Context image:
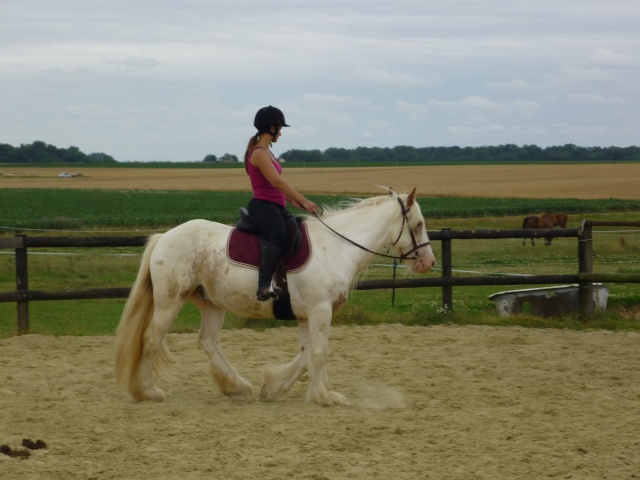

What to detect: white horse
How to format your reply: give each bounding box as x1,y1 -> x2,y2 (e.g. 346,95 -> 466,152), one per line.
114,187 -> 436,407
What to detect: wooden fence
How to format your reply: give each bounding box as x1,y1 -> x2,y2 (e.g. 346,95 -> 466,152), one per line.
1,220 -> 640,333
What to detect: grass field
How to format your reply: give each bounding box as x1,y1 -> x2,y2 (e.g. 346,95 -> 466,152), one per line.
1,164 -> 639,337
2,189 -> 640,229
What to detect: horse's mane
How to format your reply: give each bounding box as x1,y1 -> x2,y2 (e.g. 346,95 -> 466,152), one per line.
319,187 -> 406,217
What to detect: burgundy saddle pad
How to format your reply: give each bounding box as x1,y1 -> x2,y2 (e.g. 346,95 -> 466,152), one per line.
226,222 -> 311,272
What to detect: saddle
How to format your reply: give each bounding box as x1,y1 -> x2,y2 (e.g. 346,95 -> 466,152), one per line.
226,208 -> 312,320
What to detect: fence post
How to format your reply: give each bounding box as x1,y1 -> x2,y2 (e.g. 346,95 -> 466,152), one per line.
441,229 -> 453,313
391,259 -> 397,306
578,221 -> 594,319
15,234 -> 29,334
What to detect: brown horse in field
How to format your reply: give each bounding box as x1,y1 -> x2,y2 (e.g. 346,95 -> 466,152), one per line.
522,215 -> 555,246
542,213 -> 569,228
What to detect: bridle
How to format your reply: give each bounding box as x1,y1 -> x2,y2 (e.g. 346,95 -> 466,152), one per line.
313,195 -> 431,263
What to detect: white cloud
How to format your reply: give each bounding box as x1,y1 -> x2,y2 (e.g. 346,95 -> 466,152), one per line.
589,48 -> 638,68
484,79 -> 535,91
119,56 -> 159,68
394,101 -> 429,120
429,96 -> 542,115
1,0 -> 639,160
350,66 -> 440,88
567,93 -> 624,105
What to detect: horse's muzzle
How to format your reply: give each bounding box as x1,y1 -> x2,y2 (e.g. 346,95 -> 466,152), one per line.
411,249 -> 437,273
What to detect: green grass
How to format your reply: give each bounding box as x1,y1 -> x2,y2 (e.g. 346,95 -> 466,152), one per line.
1,192 -> 639,337
2,280 -> 638,338
2,189 -> 640,230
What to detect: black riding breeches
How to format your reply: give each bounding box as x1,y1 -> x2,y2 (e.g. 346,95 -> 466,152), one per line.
247,198 -> 294,250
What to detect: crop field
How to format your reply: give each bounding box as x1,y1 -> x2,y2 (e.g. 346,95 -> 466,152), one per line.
2,163 -> 640,198
2,164 -> 640,229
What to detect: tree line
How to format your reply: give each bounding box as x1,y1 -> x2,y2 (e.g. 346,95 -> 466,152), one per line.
281,144 -> 640,163
2,141 -> 639,164
0,141 -> 117,164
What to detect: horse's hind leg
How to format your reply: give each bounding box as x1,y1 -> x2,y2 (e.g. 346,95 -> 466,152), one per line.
196,303 -> 254,401
137,299 -> 183,401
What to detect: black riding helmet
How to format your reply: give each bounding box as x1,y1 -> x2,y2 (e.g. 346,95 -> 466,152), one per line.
254,106 -> 290,138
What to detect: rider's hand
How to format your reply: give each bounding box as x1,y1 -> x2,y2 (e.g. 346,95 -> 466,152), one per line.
301,199 -> 319,216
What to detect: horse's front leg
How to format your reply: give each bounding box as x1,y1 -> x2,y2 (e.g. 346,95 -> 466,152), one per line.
305,305 -> 349,407
260,319 -> 310,402
196,301 -> 254,401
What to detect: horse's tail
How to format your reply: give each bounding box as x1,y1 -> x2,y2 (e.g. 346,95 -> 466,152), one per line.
559,214 -> 568,228
115,234 -> 168,397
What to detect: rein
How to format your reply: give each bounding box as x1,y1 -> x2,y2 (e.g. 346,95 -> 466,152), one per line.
313,196 -> 431,262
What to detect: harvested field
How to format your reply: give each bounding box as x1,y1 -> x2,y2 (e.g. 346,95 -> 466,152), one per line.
1,164 -> 640,199
2,324 -> 640,479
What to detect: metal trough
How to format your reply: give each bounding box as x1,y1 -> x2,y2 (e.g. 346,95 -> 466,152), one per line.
489,284 -> 609,317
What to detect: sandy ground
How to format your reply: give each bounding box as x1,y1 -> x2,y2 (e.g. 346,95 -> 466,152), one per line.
2,164 -> 640,199
2,324 -> 640,480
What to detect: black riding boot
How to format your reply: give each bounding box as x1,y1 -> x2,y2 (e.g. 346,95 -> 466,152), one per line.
256,242 -> 283,301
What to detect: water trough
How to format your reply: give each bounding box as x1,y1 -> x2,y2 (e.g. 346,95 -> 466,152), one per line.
489,284 -> 609,317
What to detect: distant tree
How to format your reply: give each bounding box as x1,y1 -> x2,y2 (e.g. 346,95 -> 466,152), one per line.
88,152 -> 117,163
58,146 -> 89,163
323,147 -> 353,162
521,144 -> 543,161
219,153 -> 239,162
29,141 -> 56,163
202,154 -> 218,162
281,149 -> 322,163
0,141 -> 119,163
0,143 -> 14,162
392,145 -> 420,163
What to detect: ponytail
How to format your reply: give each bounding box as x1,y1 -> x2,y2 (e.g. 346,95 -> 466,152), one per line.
244,133 -> 259,174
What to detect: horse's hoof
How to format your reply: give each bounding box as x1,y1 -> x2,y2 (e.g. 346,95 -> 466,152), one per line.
259,384 -> 275,402
309,390 -> 349,407
137,386 -> 166,402
225,386 -> 254,402
326,391 -> 350,407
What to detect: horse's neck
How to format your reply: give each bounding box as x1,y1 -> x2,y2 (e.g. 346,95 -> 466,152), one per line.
312,199 -> 399,271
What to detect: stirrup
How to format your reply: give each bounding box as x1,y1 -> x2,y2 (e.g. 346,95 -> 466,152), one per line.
256,285 -> 283,301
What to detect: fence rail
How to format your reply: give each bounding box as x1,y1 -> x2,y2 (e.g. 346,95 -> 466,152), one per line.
1,219 -> 639,333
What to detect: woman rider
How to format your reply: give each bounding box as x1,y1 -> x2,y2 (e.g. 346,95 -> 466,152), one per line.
245,106 -> 319,301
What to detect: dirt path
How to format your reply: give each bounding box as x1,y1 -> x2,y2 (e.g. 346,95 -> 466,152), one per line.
2,324 -> 640,479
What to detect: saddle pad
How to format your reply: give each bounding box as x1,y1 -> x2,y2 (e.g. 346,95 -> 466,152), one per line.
226,222 -> 311,273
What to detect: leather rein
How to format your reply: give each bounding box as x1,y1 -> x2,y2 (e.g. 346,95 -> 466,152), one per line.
313,196 -> 431,263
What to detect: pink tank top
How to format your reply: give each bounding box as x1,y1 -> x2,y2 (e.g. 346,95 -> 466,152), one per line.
246,147 -> 286,207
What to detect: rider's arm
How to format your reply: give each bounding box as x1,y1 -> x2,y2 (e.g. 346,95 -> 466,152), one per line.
251,149 -> 318,214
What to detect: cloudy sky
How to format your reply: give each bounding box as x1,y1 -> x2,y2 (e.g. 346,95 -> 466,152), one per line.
2,0 -> 639,162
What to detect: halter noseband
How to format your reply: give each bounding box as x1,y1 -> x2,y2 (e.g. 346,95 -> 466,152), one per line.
315,195 -> 431,262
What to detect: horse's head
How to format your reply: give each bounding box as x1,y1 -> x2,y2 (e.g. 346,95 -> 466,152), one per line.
388,187 -> 437,274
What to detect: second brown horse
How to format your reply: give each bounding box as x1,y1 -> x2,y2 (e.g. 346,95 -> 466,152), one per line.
522,213 -> 568,246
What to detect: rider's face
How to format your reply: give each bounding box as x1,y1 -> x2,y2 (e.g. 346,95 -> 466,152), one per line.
271,125 -> 282,142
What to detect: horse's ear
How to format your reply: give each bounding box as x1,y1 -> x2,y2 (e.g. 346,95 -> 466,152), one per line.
406,187 -> 417,208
